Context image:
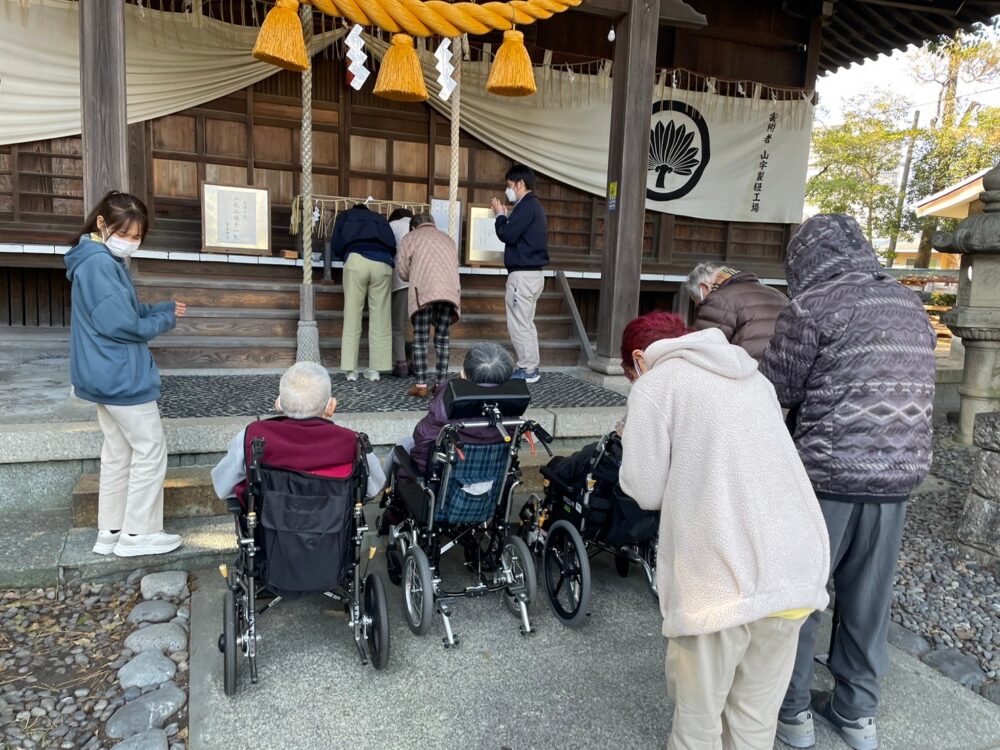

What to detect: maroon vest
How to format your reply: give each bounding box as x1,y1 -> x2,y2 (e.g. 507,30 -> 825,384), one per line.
236,417 -> 358,504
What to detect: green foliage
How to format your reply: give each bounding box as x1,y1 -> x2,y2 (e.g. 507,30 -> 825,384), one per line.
806,91 -> 912,244
930,292 -> 957,307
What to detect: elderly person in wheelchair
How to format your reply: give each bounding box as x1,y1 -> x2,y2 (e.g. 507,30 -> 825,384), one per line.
379,341 -> 552,647
211,362 -> 390,695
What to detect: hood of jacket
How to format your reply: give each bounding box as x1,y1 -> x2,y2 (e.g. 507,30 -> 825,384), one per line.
785,214 -> 883,298
643,327 -> 758,380
65,235 -> 116,280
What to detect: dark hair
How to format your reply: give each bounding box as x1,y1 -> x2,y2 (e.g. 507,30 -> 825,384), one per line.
504,164 -> 536,191
388,207 -> 413,222
409,212 -> 435,230
80,191 -> 150,241
620,312 -> 693,380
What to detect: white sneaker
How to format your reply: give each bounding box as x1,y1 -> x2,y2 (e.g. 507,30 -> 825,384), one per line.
113,532 -> 182,558
363,369 -> 380,381
92,530 -> 121,555
345,370 -> 360,382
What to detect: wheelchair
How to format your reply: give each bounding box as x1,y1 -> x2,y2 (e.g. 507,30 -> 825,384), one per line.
217,431 -> 390,696
518,430 -> 659,627
380,379 -> 553,647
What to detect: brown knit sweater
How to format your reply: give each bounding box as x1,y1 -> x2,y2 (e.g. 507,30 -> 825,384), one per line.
396,224 -> 462,321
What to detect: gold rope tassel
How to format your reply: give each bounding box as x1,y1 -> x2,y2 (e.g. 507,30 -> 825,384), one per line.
486,30 -> 536,97
374,34 -> 428,102
252,0 -> 309,72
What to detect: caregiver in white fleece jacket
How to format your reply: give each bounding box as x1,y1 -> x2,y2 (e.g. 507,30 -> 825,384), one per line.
617,312 -> 830,750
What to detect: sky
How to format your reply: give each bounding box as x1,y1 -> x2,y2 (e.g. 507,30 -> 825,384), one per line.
815,29 -> 1000,126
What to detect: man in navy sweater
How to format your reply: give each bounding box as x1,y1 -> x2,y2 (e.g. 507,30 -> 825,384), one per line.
491,164 -> 549,383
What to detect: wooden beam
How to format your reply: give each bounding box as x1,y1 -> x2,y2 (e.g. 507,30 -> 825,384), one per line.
804,16 -> 823,89
856,0 -> 964,15
79,0 -> 128,215
592,0 -> 660,372
577,0 -> 705,27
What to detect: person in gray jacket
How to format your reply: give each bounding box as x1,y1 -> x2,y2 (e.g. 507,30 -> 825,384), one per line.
762,214 -> 937,750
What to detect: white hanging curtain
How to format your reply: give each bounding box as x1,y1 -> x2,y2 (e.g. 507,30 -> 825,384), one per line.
365,34 -> 814,224
0,0 -> 342,145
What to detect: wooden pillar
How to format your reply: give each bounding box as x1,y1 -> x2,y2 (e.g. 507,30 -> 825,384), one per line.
79,0 -> 128,215
591,0 -> 660,373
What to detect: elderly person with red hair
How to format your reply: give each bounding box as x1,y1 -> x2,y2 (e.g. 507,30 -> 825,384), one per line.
617,311 -> 830,750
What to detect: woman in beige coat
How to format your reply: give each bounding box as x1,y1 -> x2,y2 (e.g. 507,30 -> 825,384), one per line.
395,213 -> 462,397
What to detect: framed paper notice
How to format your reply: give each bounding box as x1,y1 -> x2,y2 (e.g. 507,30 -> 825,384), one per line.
202,184 -> 270,255
466,206 -> 505,267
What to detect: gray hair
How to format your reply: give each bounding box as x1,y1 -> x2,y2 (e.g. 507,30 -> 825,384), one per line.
685,262 -> 725,298
278,362 -> 332,419
410,212 -> 435,230
463,342 -> 514,385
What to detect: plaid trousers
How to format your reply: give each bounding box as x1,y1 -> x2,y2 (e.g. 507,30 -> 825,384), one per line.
411,302 -> 456,384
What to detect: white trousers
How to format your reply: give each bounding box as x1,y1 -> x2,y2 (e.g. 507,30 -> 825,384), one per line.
505,270 -> 545,371
96,401 -> 168,535
665,616 -> 805,750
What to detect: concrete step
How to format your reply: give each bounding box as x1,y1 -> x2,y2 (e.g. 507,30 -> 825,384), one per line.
0,511 -> 236,587
150,336 -> 583,368
72,466 -> 225,528
59,515 -> 236,585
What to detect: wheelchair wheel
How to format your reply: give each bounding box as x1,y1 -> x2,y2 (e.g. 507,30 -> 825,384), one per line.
402,546 -> 435,636
543,521 -> 591,628
363,573 -> 390,670
614,552 -> 631,578
501,535 -> 537,616
386,547 -> 403,587
222,589 -> 238,696
642,541 -> 659,601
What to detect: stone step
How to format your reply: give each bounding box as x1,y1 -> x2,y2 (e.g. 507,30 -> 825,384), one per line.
72,467 -> 226,528
59,515 -> 237,585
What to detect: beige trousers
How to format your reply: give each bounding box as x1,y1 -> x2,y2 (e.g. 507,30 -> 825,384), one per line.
665,617 -> 805,750
341,253 -> 393,372
96,401 -> 168,535
504,270 -> 545,371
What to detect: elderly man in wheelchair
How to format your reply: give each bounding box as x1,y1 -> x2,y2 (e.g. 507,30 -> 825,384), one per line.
379,342 -> 553,647
211,362 -> 390,695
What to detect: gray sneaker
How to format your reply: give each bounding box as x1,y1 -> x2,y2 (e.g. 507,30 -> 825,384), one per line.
776,709 -> 815,748
812,690 -> 878,750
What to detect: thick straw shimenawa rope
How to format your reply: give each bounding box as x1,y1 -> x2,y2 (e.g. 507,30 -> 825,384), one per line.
285,0 -> 578,39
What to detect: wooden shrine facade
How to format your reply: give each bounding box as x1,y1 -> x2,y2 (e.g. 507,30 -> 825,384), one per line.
0,0 -> 818,281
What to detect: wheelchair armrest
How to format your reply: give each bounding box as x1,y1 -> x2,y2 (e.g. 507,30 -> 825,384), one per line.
393,444 -> 424,484
226,497 -> 243,515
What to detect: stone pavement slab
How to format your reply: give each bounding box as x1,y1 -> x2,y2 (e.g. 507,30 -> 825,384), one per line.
58,515 -> 235,584
188,550 -> 1000,750
0,509 -> 69,588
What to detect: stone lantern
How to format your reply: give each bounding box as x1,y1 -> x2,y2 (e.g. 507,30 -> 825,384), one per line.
936,162 -> 1000,446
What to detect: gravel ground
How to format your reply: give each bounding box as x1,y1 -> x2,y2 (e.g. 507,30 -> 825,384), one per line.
0,571 -> 190,750
892,420 -> 1000,684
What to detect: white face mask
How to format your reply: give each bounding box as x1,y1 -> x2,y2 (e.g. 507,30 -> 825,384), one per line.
104,234 -> 141,259
505,186 -> 518,203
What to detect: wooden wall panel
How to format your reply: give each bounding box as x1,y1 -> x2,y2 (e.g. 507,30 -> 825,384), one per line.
153,115 -> 196,153
153,159 -> 198,198
253,126 -> 293,165
205,164 -> 248,186
313,131 -> 339,168
350,135 -> 387,172
392,181 -> 428,204
253,168 -> 294,204
434,145 -> 468,181
350,177 -> 389,200
1,267 -> 71,328
393,141 -> 427,179
205,120 -> 247,159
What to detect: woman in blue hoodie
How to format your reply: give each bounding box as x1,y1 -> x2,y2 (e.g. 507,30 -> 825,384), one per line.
65,191 -> 185,558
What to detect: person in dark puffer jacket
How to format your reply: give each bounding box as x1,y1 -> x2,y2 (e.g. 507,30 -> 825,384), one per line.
762,214 -> 937,750
686,264 -> 789,362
